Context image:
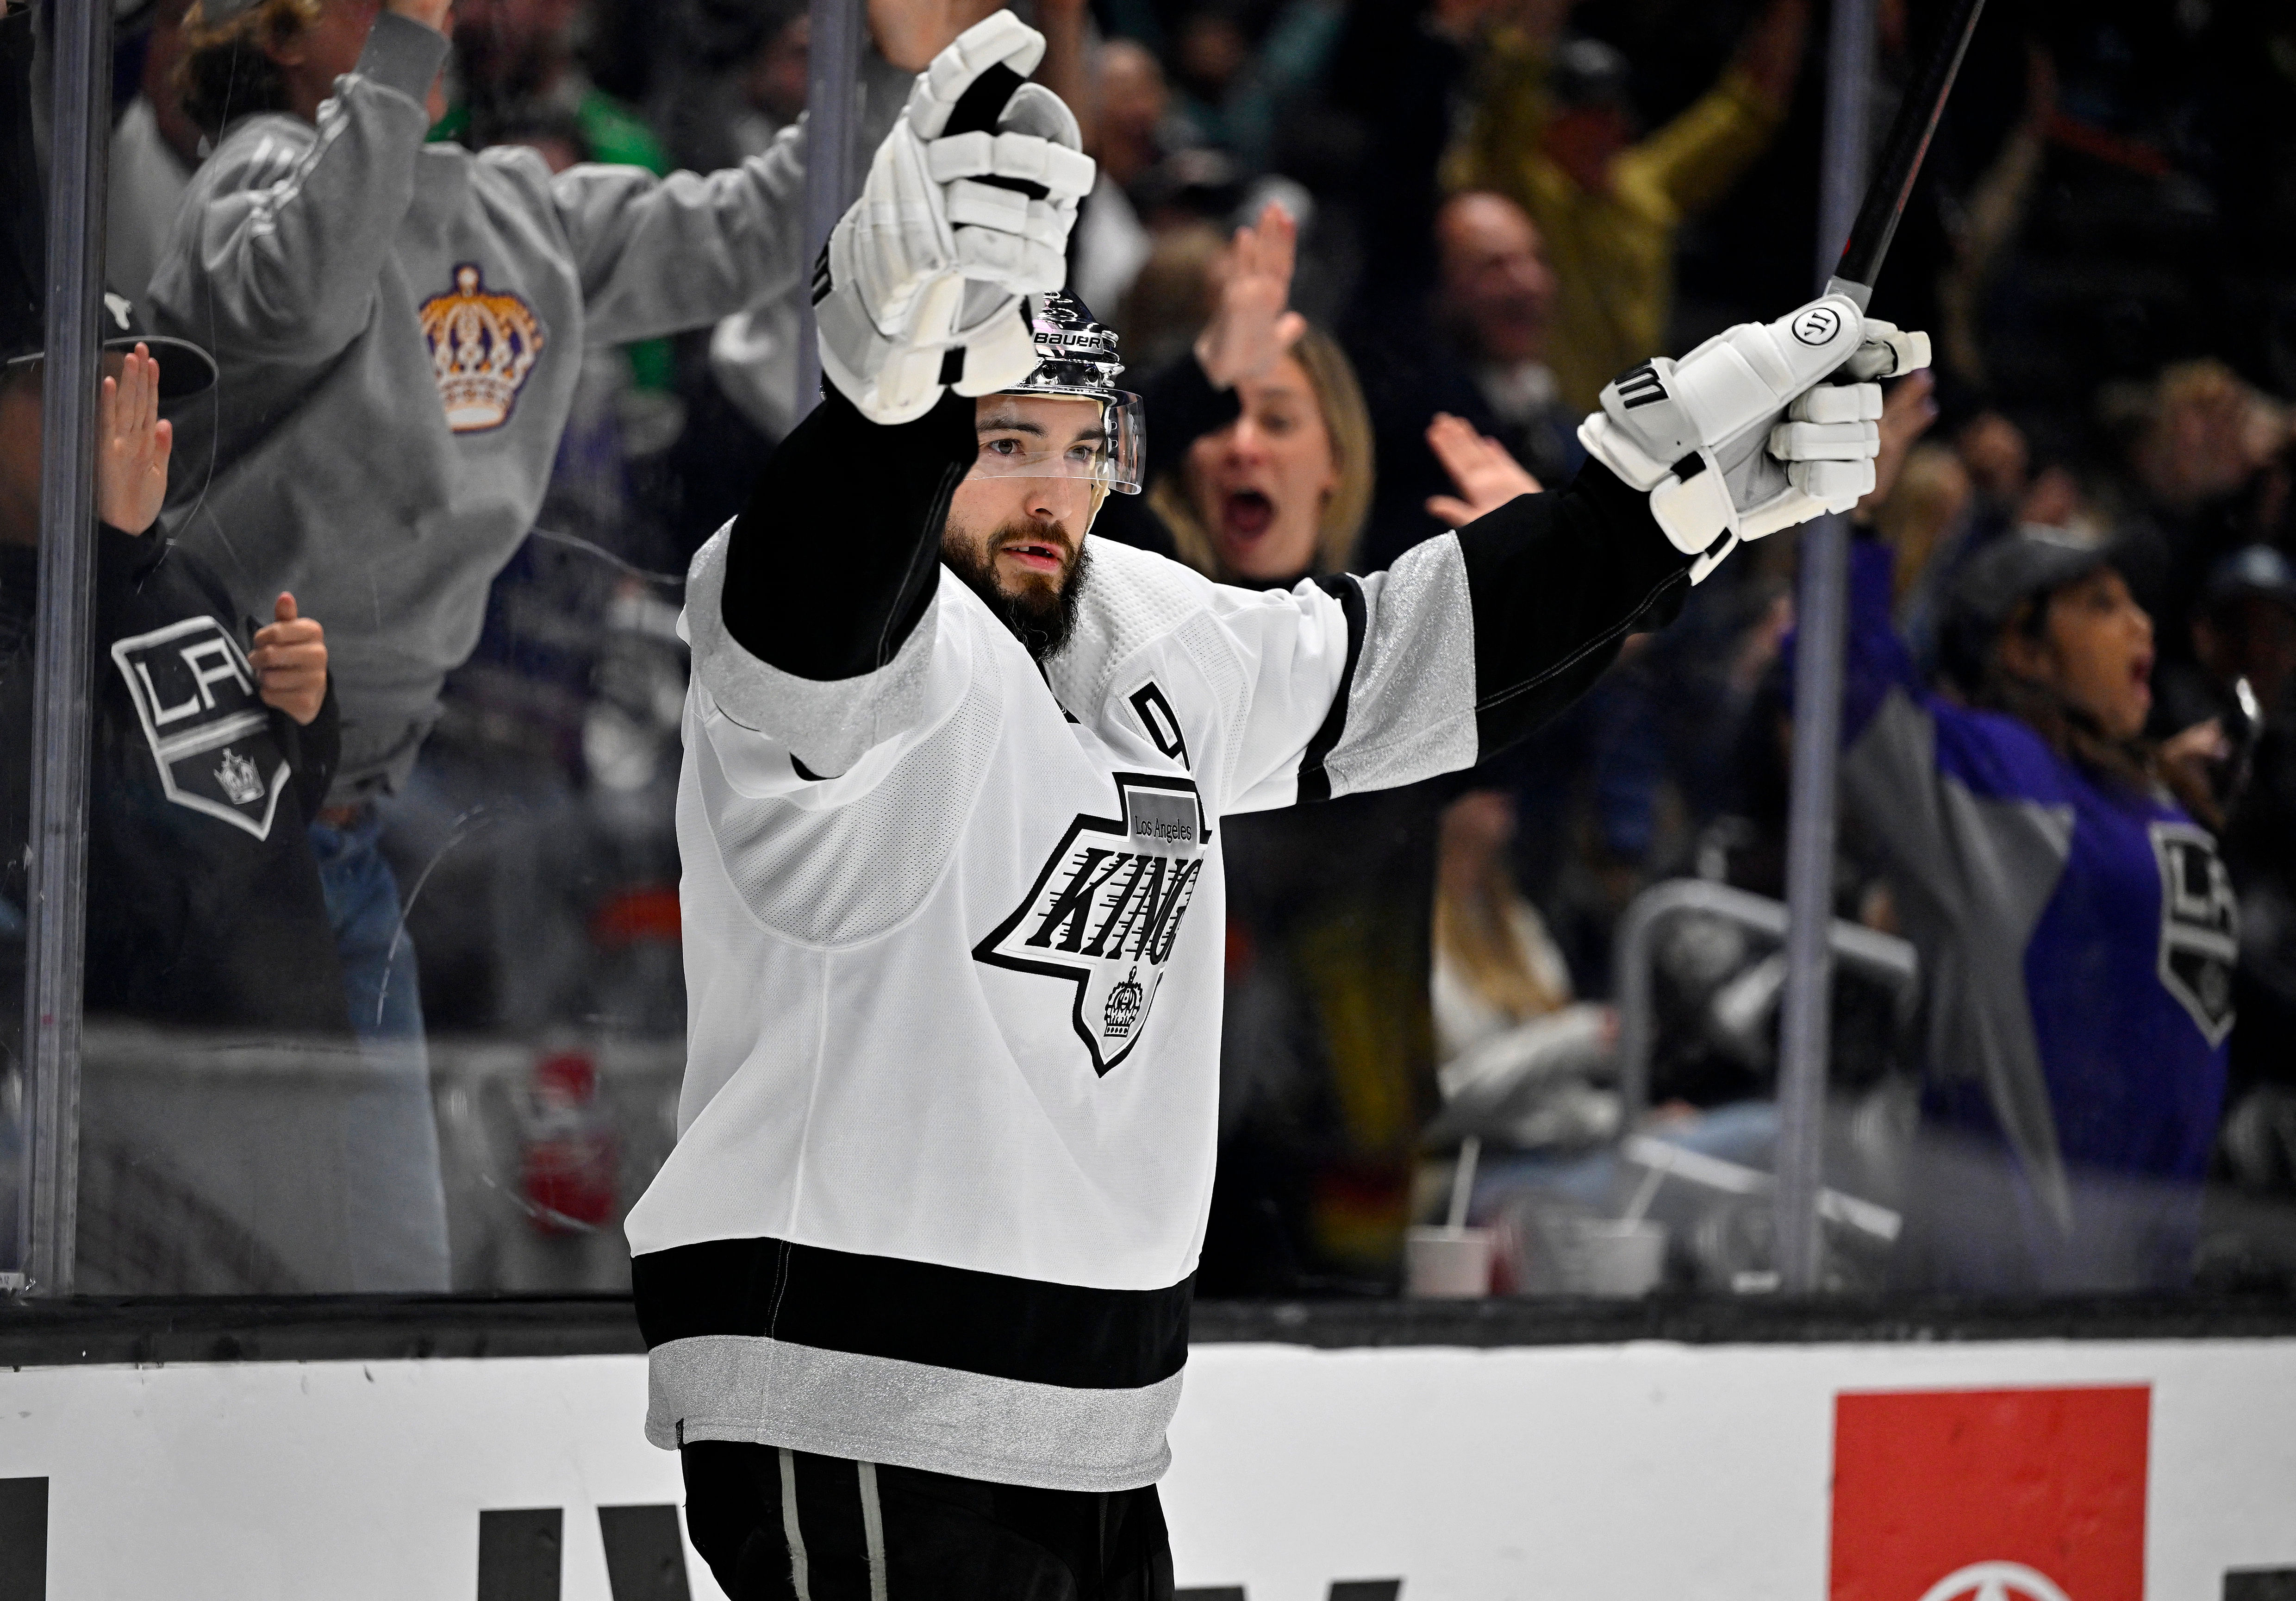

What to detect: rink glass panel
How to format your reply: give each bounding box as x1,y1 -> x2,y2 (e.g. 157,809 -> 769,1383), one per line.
12,0 -> 2296,1307
1,372 -> 34,1284
60,329 -> 697,1296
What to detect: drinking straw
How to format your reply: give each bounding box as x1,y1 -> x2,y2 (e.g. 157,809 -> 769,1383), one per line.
1621,1144 -> 1672,1227
1445,1136 -> 1481,1234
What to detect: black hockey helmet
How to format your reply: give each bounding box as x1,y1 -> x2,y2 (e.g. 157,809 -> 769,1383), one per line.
0,288 -> 221,400
968,289 -> 1145,495
1012,289 -> 1126,400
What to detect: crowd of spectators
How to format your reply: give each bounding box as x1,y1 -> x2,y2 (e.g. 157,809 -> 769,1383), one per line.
3,0 -> 2295,1296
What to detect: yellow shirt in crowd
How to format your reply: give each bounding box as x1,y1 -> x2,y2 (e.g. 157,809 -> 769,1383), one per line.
1448,34 -> 1786,413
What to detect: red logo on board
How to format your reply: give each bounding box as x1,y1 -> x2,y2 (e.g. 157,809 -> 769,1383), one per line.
1830,1386 -> 2149,1601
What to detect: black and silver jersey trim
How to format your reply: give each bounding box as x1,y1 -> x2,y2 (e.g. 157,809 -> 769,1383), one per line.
634,1237 -> 1193,1490
1294,572 -> 1368,804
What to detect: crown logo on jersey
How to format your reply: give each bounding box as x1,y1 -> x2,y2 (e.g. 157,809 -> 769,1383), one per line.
1103,967 -> 1145,1039
214,746 -> 266,806
419,264 -> 547,433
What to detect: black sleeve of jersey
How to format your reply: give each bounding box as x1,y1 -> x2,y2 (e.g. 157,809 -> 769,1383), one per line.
1460,459 -> 1692,756
719,384 -> 978,682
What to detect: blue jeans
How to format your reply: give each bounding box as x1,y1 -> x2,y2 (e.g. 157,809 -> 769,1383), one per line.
309,810 -> 452,1291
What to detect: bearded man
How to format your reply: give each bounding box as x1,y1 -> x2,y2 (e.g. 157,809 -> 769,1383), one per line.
624,15 -> 1927,1595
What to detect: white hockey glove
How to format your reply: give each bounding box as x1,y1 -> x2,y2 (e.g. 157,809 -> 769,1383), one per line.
1578,293 -> 1931,583
815,11 -> 1098,425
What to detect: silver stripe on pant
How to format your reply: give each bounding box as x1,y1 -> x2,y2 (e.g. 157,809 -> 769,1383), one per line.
859,1460 -> 889,1601
779,1447 -> 811,1601
778,1450 -> 892,1600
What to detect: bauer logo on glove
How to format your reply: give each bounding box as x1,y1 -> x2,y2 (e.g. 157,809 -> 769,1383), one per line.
1578,293 -> 1931,584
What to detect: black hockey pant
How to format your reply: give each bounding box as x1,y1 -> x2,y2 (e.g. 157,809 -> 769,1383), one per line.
680,1441 -> 1176,1600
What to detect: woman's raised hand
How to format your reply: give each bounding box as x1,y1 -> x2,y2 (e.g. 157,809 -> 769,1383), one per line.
1425,413 -> 1541,527
1193,200 -> 1308,391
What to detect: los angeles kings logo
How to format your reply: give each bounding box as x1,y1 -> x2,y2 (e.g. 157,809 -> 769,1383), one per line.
974,774 -> 1211,1076
2151,820 -> 2237,1045
110,616 -> 290,840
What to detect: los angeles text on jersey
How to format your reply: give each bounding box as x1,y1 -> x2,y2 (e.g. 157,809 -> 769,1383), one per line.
974,774 -> 1213,1076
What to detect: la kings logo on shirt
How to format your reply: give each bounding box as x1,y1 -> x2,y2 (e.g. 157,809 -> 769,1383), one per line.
111,616 -> 291,840
974,774 -> 1211,1076
2151,820 -> 2238,1046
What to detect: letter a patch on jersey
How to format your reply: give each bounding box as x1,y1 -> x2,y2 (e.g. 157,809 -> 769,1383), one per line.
110,616 -> 291,839
974,775 -> 1212,1076
2151,821 -> 2237,1046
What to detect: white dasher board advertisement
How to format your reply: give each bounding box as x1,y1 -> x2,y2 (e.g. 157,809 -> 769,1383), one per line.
0,1337 -> 2293,1599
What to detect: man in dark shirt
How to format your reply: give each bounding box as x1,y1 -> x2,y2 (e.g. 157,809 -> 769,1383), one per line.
1347,190 -> 1581,573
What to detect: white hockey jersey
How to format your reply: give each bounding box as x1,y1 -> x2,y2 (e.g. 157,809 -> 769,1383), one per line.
627,385 -> 1689,1492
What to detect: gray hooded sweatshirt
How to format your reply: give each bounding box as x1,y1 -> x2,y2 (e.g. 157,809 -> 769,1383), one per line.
150,13 -> 809,800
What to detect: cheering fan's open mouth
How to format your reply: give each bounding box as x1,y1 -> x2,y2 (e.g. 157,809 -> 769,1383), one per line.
1221,490 -> 1275,540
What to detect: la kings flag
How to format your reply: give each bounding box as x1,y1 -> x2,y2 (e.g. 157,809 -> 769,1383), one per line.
110,616 -> 291,840
975,774 -> 1211,1075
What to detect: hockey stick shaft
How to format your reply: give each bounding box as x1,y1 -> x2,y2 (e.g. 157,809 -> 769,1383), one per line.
1825,0 -> 1989,309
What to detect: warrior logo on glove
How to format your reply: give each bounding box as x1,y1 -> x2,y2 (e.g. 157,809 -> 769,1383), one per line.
1579,290 -> 1932,584
974,776 -> 1212,1075
1791,305 -> 1844,346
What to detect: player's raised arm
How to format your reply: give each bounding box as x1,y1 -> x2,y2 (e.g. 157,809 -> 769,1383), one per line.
1216,294 -> 1931,812
685,11 -> 1093,787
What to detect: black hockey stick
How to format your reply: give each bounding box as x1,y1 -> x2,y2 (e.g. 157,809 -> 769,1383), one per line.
1825,0 -> 1990,311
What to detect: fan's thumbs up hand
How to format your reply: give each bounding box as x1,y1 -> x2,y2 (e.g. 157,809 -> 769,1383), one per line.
252,592 -> 328,726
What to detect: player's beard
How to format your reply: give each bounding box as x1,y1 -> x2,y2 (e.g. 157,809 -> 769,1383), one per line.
944,520 -> 1091,663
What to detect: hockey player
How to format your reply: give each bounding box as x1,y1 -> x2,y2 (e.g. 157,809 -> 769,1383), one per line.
625,14 -> 1928,1593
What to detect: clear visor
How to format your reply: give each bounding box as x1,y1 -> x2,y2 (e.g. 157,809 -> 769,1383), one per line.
965,391 -> 1145,495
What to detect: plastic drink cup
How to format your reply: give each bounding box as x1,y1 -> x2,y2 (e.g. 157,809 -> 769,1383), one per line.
1405,1226 -> 1495,1298
1567,1219 -> 1666,1297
